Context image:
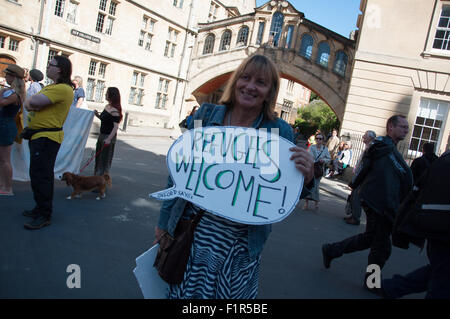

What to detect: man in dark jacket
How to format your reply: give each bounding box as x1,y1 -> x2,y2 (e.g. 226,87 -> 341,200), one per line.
410,142 -> 438,188
321,115 -> 413,291
380,150 -> 450,298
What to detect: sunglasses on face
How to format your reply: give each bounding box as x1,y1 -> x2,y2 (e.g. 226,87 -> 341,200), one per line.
315,137 -> 323,140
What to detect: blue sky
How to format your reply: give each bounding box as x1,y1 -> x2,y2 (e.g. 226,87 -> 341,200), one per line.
255,0 -> 362,38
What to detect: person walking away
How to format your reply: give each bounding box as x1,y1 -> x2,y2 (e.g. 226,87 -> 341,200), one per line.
409,142 -> 438,189
344,130 -> 376,225
154,54 -> 315,299
381,150 -> 450,298
303,132 -> 330,210
321,115 -> 413,292
71,76 -> 86,109
22,56 -> 74,230
0,64 -> 26,195
93,87 -> 122,176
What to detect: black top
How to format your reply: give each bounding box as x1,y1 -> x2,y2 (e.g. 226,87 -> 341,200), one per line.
99,110 -> 120,135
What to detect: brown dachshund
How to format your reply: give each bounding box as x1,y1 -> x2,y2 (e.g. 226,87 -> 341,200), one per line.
61,172 -> 112,200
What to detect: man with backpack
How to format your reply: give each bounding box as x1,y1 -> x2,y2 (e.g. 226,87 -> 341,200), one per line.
380,149 -> 450,298
321,115 -> 413,292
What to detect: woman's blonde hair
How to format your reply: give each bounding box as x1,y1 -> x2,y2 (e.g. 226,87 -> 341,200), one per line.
73,75 -> 83,87
219,54 -> 280,121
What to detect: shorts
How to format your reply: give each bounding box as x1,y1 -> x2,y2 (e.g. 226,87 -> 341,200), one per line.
0,117 -> 18,146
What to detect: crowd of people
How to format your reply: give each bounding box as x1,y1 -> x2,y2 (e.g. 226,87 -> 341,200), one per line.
0,61 -> 122,229
1,54 -> 448,299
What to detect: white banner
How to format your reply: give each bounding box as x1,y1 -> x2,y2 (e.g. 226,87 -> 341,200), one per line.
150,126 -> 304,225
11,106 -> 94,181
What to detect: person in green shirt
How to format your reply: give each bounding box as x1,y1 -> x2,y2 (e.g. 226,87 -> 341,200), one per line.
22,56 -> 74,230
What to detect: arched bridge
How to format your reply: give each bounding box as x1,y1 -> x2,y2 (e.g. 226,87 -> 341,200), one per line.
186,0 -> 356,122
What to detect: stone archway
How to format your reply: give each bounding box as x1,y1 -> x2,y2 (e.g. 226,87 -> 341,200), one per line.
187,47 -> 349,121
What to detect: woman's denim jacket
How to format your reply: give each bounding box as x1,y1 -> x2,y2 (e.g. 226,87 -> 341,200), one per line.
157,103 -> 312,260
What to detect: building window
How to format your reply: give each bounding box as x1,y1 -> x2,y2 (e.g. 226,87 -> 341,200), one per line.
256,21 -> 265,45
129,72 -> 146,106
139,16 -> 155,51
109,1 -> 117,15
54,0 -> 65,17
269,11 -> 284,47
173,0 -> 183,8
0,36 -> 5,48
66,1 -> 78,23
433,5 -> 450,51
316,42 -> 330,67
208,2 -> 219,22
8,39 -> 19,52
88,60 -> 97,76
99,0 -> 107,11
98,63 -> 107,78
281,99 -> 293,121
86,78 -> 95,100
286,25 -> 294,49
409,98 -> 449,156
299,34 -> 313,59
287,80 -> 294,93
155,78 -> 170,109
333,51 -> 348,76
47,50 -> 58,65
96,13 -> 105,33
236,26 -> 249,47
164,28 -> 179,58
86,60 -> 108,102
203,34 -> 215,55
219,30 -> 231,51
96,0 -> 117,35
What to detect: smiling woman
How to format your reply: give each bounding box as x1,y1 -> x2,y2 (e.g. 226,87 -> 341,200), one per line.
154,54 -> 315,299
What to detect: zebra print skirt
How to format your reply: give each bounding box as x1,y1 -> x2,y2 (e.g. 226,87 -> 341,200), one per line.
167,210 -> 261,299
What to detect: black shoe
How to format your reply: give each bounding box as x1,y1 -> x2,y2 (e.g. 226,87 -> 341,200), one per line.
24,215 -> 51,230
345,217 -> 360,225
22,209 -> 39,218
322,244 -> 333,269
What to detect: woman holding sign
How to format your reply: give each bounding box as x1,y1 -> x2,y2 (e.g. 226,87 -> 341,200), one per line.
155,54 -> 314,299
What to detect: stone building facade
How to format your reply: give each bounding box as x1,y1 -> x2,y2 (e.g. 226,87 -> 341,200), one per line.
0,0 -> 254,128
0,0 -> 313,128
342,0 -> 450,156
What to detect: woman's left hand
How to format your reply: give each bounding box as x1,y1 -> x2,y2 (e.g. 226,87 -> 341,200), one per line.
289,146 -> 314,184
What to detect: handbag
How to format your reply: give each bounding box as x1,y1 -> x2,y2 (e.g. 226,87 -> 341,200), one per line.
153,211 -> 204,285
314,161 -> 324,178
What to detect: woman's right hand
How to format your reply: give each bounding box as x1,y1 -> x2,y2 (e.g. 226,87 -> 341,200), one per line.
153,226 -> 167,245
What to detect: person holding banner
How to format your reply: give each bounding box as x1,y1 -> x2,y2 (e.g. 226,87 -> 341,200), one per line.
22,56 -> 74,230
0,64 -> 26,196
155,54 -> 314,299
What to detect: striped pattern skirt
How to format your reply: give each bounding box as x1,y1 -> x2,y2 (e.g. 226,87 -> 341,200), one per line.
167,211 -> 261,299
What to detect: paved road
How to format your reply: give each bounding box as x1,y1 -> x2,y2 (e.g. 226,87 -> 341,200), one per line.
0,134 -> 426,298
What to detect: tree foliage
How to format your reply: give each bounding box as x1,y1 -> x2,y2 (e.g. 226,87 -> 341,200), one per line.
295,99 -> 340,138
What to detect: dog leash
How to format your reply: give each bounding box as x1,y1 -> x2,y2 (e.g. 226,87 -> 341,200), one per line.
79,143 -> 109,174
